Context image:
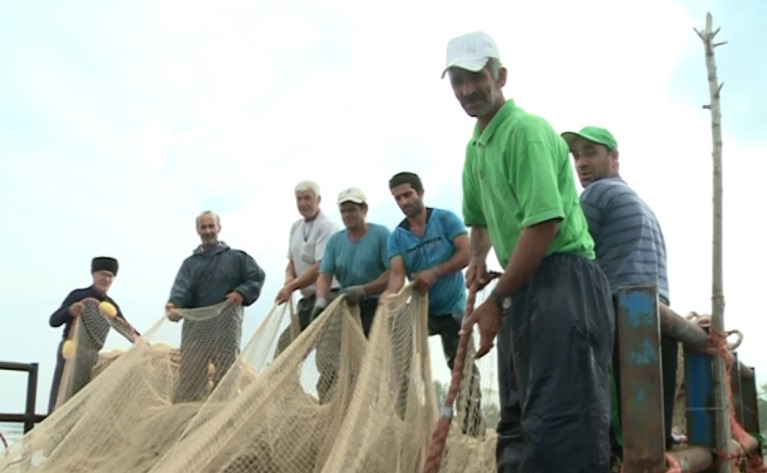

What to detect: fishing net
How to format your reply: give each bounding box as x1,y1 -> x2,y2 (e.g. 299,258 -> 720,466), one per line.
0,284 -> 500,473
53,299 -> 139,411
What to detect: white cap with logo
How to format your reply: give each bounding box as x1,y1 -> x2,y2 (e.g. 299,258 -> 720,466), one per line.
441,31 -> 501,78
337,187 -> 367,205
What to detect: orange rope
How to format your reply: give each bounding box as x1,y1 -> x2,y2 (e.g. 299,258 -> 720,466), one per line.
702,328 -> 767,472
420,282 -> 479,473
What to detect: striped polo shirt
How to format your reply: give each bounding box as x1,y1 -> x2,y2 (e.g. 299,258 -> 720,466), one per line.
580,175 -> 670,304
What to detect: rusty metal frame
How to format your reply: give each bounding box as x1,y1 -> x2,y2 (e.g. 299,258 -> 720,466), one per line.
616,285 -> 667,473
685,349 -> 716,449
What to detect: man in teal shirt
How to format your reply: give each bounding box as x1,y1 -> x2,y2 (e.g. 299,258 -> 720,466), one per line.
444,31 -> 615,472
312,187 -> 390,402
313,187 -> 391,333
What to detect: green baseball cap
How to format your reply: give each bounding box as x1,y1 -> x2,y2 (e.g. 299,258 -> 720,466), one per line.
561,126 -> 618,151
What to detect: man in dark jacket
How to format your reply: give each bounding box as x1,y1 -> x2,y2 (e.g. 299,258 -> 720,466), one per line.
48,256 -> 133,413
165,210 -> 266,403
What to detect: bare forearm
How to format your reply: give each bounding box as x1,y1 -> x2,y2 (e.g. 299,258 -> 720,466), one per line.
494,220 -> 559,298
363,271 -> 390,296
316,273 -> 332,300
433,247 -> 469,277
288,262 -> 320,291
285,261 -> 297,282
469,226 -> 492,263
385,270 -> 406,294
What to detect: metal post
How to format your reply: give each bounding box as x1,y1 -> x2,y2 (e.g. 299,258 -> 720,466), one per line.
739,365 -> 760,436
616,285 -> 666,473
729,352 -> 743,427
685,349 -> 716,448
658,304 -> 708,349
24,363 -> 39,433
658,305 -> 753,379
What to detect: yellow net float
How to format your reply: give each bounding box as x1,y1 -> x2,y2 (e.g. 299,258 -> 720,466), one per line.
62,340 -> 76,360
98,301 -> 118,318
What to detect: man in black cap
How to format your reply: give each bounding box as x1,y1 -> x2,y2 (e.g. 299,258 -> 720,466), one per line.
48,256 -> 134,413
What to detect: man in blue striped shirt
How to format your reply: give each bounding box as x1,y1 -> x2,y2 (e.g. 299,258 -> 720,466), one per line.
562,126 -> 678,459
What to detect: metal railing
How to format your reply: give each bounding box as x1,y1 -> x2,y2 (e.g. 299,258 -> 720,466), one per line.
616,285 -> 764,473
0,361 -> 47,444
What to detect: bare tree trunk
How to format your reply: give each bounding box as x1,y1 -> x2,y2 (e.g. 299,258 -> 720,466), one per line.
695,12 -> 730,473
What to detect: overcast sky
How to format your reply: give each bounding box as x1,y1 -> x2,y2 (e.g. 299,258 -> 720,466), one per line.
1,0 -> 764,422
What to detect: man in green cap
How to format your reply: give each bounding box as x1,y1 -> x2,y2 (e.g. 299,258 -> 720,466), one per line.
562,126 -> 677,460
444,31 -> 615,472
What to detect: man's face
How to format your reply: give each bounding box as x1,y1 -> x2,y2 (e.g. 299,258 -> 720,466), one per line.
295,190 -> 320,219
339,202 -> 366,231
569,137 -> 618,187
448,65 -> 506,118
92,270 -> 115,293
196,215 -> 220,246
390,184 -> 424,219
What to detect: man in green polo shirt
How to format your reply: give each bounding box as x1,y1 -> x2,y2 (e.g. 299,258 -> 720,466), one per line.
443,31 -> 615,472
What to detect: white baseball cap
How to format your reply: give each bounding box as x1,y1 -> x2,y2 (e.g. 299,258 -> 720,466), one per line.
337,187 -> 367,205
441,31 -> 501,78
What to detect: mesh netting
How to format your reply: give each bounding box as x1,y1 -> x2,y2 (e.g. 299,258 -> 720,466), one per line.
1,285 -> 499,473
54,299 -> 139,411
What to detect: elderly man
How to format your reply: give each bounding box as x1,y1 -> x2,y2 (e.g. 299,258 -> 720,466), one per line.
562,126 -> 677,459
381,171 -> 483,436
311,187 -> 390,402
444,31 -> 615,472
165,210 -> 266,403
48,256 -> 135,413
275,181 -> 340,354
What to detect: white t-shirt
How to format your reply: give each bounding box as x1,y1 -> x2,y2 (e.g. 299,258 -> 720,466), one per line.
287,210 -> 340,297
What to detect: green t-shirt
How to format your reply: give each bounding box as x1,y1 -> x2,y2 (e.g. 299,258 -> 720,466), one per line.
461,99 -> 595,268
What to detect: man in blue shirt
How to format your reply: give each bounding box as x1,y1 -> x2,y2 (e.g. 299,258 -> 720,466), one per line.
381,172 -> 483,437
562,126 -> 676,460
312,187 -> 390,401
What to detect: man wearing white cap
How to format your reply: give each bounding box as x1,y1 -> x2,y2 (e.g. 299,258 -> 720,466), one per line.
311,187 -> 390,401
444,31 -> 615,472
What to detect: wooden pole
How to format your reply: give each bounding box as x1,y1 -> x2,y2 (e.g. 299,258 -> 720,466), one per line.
694,12 -> 731,473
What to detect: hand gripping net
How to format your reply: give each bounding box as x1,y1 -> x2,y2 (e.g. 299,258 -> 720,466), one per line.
54,299 -> 139,411
0,285 -> 500,473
